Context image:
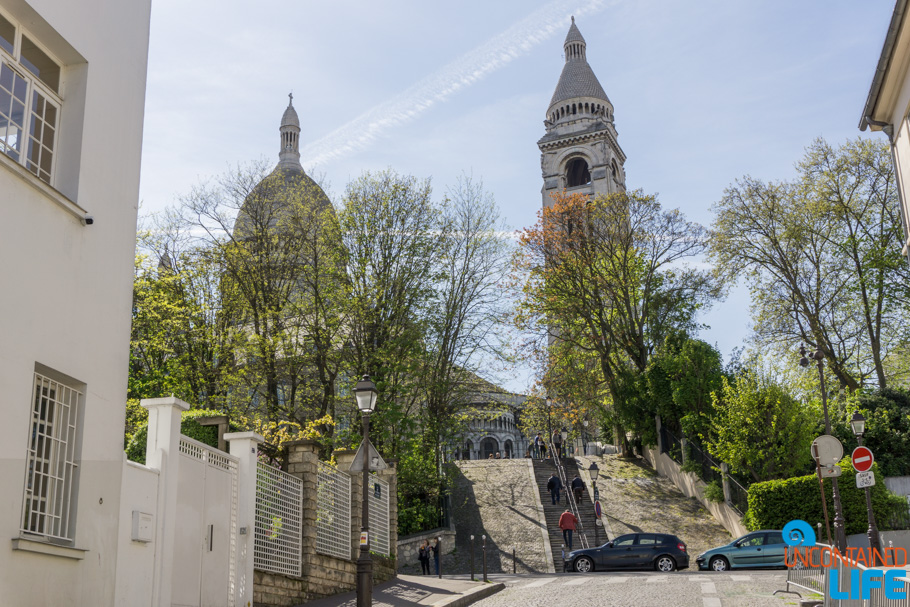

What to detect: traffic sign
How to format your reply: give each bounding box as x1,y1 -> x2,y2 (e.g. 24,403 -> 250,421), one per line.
852,446 -> 874,472
811,436 -> 843,466
594,500 -> 603,518
856,470 -> 876,488
819,466 -> 842,478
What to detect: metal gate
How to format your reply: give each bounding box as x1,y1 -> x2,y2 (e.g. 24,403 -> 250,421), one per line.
172,437 -> 238,607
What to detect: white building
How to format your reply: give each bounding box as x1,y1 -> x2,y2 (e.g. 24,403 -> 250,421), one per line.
860,0 -> 910,257
0,0 -> 151,604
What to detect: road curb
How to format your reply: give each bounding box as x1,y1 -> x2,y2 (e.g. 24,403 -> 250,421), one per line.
431,582 -> 505,607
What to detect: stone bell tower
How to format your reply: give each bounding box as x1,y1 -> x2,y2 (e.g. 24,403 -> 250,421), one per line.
538,17 -> 626,209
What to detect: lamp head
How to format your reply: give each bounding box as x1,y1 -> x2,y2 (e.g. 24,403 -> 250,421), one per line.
799,344 -> 809,368
850,411 -> 866,437
588,461 -> 599,481
353,374 -> 378,413
561,427 -> 568,441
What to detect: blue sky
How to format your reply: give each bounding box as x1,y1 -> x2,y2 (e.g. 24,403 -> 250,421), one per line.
138,0 -> 896,392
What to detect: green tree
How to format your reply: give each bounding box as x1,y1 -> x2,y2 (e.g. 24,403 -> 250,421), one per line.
707,370 -> 818,482
831,387 -> 910,477
710,138 -> 909,391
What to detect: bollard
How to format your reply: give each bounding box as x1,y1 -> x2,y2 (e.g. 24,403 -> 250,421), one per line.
561,544 -> 566,573
482,534 -> 488,583
470,535 -> 475,581
513,546 -> 516,574
438,536 -> 442,579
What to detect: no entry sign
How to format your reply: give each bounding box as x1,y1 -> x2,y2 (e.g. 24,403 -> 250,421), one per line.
852,446 -> 874,472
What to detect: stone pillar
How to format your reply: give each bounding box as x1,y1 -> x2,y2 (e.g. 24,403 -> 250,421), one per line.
198,415 -> 230,452
141,396 -> 190,607
286,439 -> 321,578
226,431 -> 265,607
379,458 -> 399,560
333,448 -> 360,560
721,462 -> 732,505
680,437 -> 688,466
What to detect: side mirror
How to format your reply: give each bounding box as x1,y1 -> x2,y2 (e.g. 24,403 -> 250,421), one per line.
607,541 -> 614,548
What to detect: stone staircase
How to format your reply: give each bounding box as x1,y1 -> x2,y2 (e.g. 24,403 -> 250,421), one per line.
532,457 -> 598,572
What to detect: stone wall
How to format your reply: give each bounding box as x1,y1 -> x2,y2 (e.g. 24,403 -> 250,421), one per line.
252,440 -> 398,606
397,527 -> 456,571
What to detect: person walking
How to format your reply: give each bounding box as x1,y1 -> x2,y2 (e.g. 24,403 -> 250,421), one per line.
539,440 -> 547,460
552,430 -> 563,459
559,508 -> 578,550
547,472 -> 562,505
432,538 -> 441,575
418,540 -> 431,575
534,433 -> 544,459
571,474 -> 585,504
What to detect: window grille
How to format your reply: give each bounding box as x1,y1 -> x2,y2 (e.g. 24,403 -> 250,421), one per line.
316,460 -> 351,560
369,473 -> 390,556
0,11 -> 61,185
20,372 -> 81,542
254,461 -> 303,576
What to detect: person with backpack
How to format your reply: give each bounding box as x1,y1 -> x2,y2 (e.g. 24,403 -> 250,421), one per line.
418,539 -> 431,575
547,472 -> 562,505
552,430 -> 563,459
559,508 -> 578,550
571,474 -> 585,503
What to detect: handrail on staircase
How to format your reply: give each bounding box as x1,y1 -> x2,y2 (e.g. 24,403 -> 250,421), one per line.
547,439 -> 589,551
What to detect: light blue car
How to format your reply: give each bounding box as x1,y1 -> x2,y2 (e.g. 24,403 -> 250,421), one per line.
695,530 -> 786,571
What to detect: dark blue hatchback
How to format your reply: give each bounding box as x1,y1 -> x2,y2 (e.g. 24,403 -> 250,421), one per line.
565,533 -> 689,573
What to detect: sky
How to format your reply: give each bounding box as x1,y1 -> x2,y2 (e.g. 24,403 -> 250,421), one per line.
138,0 -> 897,393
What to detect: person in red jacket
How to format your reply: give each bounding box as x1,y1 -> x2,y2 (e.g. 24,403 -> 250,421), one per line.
558,508 -> 578,550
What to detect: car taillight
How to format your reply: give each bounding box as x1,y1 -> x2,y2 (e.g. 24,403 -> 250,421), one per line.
678,543 -> 686,552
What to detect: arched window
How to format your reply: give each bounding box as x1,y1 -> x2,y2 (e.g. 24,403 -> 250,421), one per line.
464,439 -> 474,460
611,159 -> 619,182
572,103 -> 577,115
481,437 -> 499,459
566,157 -> 591,187
504,440 -> 513,458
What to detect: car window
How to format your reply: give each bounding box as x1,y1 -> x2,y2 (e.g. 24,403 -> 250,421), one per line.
637,534 -> 657,545
658,535 -> 676,545
765,532 -> 784,545
738,534 -> 764,547
613,535 -> 636,547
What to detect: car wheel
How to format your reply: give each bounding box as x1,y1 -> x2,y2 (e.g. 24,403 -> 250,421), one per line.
655,555 -> 676,572
709,556 -> 729,572
574,556 -> 594,573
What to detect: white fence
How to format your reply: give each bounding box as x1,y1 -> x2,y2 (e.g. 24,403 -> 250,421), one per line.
254,461 -> 303,576
316,461 -> 352,560
369,473 -> 390,556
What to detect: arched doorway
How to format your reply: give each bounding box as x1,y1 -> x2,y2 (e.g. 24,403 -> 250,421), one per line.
481,437 -> 499,459
463,439 -> 474,460
504,439 -> 513,459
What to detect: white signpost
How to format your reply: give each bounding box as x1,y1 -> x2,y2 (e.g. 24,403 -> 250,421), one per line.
856,471 -> 876,489
811,435 -> 844,478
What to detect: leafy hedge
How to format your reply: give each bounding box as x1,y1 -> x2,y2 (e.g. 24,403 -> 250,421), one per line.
744,458 -> 906,535
126,409 -> 238,464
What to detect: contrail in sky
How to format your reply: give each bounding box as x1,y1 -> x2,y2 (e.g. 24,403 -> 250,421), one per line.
301,0 -> 611,167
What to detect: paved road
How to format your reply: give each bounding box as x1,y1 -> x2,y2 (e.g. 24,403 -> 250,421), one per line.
470,570 -> 798,607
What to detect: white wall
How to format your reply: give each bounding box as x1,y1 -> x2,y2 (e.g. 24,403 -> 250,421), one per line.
114,461 -> 160,606
0,0 -> 151,604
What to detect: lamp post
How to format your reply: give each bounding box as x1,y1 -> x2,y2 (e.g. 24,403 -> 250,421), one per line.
560,427 -> 568,459
546,397 -> 553,449
353,375 -> 378,607
583,420 -> 589,455
589,462 -> 599,543
851,411 -> 884,565
800,345 -> 848,553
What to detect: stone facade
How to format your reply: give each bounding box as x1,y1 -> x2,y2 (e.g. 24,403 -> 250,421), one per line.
252,440 -> 397,606
539,17 -> 626,209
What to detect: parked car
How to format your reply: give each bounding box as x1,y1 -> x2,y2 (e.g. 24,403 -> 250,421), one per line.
565,533 -> 689,573
695,530 -> 786,571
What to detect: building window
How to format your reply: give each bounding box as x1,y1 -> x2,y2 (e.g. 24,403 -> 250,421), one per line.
0,11 -> 61,185
566,157 -> 591,187
21,370 -> 82,543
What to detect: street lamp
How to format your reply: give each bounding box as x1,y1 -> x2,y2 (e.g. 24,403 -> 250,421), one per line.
353,374 -> 378,607
851,411 -> 884,565
799,344 -> 848,553
589,462 -> 600,544
546,397 -> 553,444
560,427 -> 568,458
583,420 -> 589,455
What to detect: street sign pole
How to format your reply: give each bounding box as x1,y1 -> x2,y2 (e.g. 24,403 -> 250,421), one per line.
852,444 -> 883,565
812,443 -> 834,547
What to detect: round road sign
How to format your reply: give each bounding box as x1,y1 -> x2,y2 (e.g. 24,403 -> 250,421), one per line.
811,435 -> 843,466
594,501 -> 602,518
852,446 -> 874,472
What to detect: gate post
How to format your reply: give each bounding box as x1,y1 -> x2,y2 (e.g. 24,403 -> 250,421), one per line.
226,432 -> 264,607
141,396 -> 190,607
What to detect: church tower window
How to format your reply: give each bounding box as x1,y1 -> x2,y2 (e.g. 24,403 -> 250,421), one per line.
566,157 -> 591,187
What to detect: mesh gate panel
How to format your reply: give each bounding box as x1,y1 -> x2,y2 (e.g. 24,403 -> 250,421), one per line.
254,462 -> 303,576
368,473 -> 390,556
316,461 -> 352,560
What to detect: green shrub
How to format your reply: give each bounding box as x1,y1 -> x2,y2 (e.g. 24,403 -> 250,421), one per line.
703,479 -> 725,503
744,458 -> 906,535
681,459 -> 701,475
126,409 -> 234,464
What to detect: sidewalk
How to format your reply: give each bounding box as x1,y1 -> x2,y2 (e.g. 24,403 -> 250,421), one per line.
295,575 -> 504,607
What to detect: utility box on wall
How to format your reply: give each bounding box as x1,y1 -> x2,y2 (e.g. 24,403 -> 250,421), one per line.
131,511 -> 154,543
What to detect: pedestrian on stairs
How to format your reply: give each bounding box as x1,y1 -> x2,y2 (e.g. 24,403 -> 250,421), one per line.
571,474 -> 585,504
534,433 -> 544,459
552,431 -> 563,459
559,508 -> 578,550
547,472 -> 562,505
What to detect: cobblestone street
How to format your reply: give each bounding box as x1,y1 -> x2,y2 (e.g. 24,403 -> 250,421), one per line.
472,570 -> 797,607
